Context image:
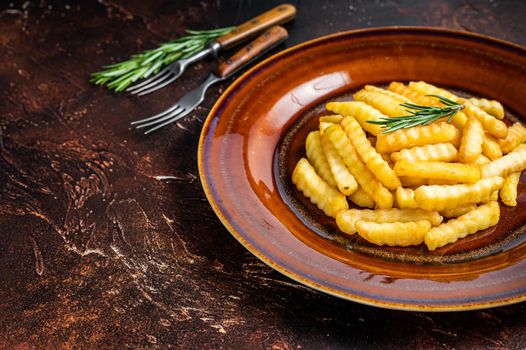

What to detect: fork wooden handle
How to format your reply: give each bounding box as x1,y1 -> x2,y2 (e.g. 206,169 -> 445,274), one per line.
216,26 -> 288,78
216,4 -> 296,50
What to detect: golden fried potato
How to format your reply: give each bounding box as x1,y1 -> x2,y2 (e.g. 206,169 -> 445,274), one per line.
319,115 -> 343,124
364,85 -> 411,103
467,98 -> 504,119
306,131 -> 337,187
341,116 -> 401,190
390,143 -> 458,163
325,124 -> 393,208
353,89 -> 408,117
425,201 -> 500,250
395,187 -> 419,209
394,160 -> 480,183
356,220 -> 431,247
482,134 -> 503,160
464,102 -> 508,139
376,122 -> 460,153
458,117 -> 484,163
500,172 -> 521,207
426,179 -> 460,185
326,101 -> 386,136
292,158 -> 348,217
414,176 -> 504,211
336,208 -> 442,234
481,144 -> 526,178
399,176 -> 428,187
388,81 -> 438,106
320,133 -> 358,195
498,122 -> 526,154
348,187 -> 375,208
473,154 -> 491,166
440,204 -> 477,218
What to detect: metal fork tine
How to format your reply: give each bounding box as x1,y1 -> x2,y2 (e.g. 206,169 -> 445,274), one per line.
144,108 -> 193,134
135,74 -> 180,96
135,106 -> 185,129
131,104 -> 182,125
126,67 -> 171,92
129,72 -> 176,95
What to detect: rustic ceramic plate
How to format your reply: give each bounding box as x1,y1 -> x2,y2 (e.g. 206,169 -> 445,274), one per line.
198,27 -> 526,311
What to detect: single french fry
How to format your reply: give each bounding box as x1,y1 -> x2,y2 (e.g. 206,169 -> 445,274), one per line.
399,176 -> 428,187
349,187 -> 375,208
341,116 -> 401,190
320,133 -> 358,195
407,81 -> 467,128
459,117 -> 484,163
353,89 -> 408,117
388,81 -> 439,106
336,208 -> 442,234
376,122 -> 460,153
440,204 -> 477,218
482,134 -> 503,160
326,101 -> 386,136
356,220 -> 431,247
473,154 -> 491,166
500,172 -> 521,207
464,102 -> 508,139
396,187 -> 419,209
292,158 -> 348,217
394,160 -> 480,183
481,144 -> 526,178
319,115 -> 343,124
306,131 -> 337,187
425,201 -> 500,250
467,98 -> 504,119
414,176 -> 504,211
364,85 -> 412,103
325,124 -> 393,209
498,122 -> 526,154
390,143 -> 458,163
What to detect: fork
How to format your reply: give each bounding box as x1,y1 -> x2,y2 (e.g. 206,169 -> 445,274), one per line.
126,4 -> 296,96
131,26 -> 288,134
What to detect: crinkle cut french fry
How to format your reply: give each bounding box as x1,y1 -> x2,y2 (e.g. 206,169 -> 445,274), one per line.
399,176 -> 428,187
464,102 -> 508,139
407,81 -> 467,128
320,133 -> 358,196
473,154 -> 491,166
306,131 -> 337,187
324,124 -> 393,209
425,201 -> 500,250
440,204 -> 477,218
482,134 -> 503,160
459,116 -> 484,163
364,85 -> 411,103
500,172 -> 521,207
349,187 -> 375,208
319,115 -> 343,124
319,121 -> 332,133
468,98 -> 504,119
336,208 -> 442,234
326,101 -> 386,136
414,176 -> 504,211
353,89 -> 408,117
394,160 -> 480,183
356,220 -> 431,247
498,122 -> 526,154
375,122 -> 460,154
395,187 -> 419,209
292,158 -> 348,217
341,116 -> 401,190
481,144 -> 526,178
388,81 -> 439,106
390,143 -> 458,163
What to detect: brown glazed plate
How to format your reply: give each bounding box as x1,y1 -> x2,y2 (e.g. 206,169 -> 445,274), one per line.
198,27 -> 526,311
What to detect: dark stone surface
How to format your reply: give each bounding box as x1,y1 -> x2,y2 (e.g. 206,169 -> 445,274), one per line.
1,0 -> 526,348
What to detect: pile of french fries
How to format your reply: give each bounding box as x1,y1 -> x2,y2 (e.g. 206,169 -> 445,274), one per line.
292,81 -> 526,251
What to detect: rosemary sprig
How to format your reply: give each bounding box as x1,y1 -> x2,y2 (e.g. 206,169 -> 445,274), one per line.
90,27 -> 234,92
367,95 -> 464,133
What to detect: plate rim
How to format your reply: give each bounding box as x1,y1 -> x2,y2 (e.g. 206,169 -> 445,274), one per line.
197,26 -> 526,312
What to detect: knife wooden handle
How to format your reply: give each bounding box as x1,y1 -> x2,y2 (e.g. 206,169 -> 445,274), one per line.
216,26 -> 288,78
216,4 -> 295,50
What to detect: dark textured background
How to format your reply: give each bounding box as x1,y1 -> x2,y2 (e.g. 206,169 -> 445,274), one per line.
1,0 -> 526,349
